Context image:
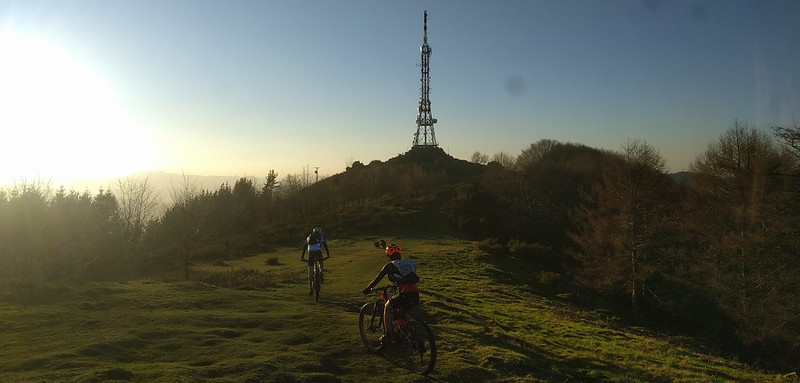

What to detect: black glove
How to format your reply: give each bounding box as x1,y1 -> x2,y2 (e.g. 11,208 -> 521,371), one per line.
362,287 -> 372,295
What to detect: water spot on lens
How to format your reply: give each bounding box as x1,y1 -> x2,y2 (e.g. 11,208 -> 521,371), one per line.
505,75 -> 526,97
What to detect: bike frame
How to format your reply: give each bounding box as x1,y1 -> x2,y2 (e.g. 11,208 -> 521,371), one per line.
359,284 -> 436,375
302,255 -> 329,302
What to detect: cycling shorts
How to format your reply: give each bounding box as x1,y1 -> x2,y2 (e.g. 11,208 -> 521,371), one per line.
306,250 -> 324,267
389,291 -> 420,311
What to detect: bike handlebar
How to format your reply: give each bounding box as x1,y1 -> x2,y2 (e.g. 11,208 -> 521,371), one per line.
365,284 -> 397,294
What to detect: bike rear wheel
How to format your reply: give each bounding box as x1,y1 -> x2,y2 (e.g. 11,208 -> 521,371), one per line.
358,302 -> 384,353
313,265 -> 321,302
401,318 -> 436,375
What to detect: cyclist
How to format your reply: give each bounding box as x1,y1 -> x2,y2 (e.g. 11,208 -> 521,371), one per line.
362,244 -> 419,344
300,227 -> 330,295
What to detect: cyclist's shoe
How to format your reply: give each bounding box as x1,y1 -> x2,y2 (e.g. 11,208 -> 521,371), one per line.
379,334 -> 391,346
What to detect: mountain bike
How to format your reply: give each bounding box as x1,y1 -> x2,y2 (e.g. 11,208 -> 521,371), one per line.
301,256 -> 329,302
359,285 -> 436,375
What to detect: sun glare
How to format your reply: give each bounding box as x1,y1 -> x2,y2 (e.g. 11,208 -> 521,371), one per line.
0,30 -> 162,187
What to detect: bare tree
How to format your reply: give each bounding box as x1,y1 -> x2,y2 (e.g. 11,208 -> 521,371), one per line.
168,172 -> 200,207
116,175 -> 160,262
275,166 -> 315,199
773,121 -> 800,161
470,151 -> 489,165
164,173 -> 221,280
491,151 -> 517,170
571,140 -> 677,315
345,156 -> 356,169
276,173 -> 305,200
516,139 -> 560,171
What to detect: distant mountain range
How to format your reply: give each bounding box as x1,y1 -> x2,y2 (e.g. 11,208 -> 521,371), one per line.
44,171 -> 261,205
668,171 -> 692,184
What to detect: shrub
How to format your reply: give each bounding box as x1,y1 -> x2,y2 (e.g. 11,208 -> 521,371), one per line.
477,238 -> 507,255
265,257 -> 280,266
538,271 -> 560,287
508,240 -> 564,272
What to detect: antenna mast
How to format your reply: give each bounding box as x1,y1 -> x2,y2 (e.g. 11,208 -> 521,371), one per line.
412,10 -> 438,148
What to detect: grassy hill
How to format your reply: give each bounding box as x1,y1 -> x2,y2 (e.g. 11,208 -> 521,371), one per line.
0,237 -> 788,382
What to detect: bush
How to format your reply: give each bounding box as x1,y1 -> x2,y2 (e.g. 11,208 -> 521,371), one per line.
507,240 -> 564,272
538,271 -> 560,287
265,257 -> 280,266
477,238 -> 507,255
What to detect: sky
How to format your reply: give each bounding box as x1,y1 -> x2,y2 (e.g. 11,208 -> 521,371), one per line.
1,0 -> 799,187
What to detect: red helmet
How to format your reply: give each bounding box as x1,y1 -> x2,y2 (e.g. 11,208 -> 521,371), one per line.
385,244 -> 401,260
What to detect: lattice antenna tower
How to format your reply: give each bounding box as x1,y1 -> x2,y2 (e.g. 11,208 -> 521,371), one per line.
412,10 -> 438,148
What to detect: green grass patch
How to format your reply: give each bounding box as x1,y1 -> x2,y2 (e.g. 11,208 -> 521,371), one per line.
0,238 -> 788,382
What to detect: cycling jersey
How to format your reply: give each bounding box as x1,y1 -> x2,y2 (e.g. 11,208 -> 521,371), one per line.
302,233 -> 329,258
306,233 -> 325,252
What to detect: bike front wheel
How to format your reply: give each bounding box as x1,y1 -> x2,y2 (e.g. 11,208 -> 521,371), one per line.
401,318 -> 436,375
358,302 -> 384,353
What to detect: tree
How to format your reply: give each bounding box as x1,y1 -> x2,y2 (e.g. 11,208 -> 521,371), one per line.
518,142 -> 612,247
261,170 -> 279,205
156,173 -> 222,280
0,180 -> 52,279
570,139 -> 678,315
86,187 -> 128,278
491,151 -> 516,170
773,121 -> 800,160
516,139 -> 560,171
773,121 -> 800,220
688,120 -> 798,348
115,175 -> 160,266
48,187 -> 91,278
277,173 -> 306,200
470,151 -> 488,165
231,177 -> 258,232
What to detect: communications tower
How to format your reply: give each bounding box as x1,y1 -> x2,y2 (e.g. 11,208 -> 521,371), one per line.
412,10 -> 438,148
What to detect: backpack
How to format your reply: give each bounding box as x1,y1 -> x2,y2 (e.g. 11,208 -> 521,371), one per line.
308,233 -> 322,246
392,259 -> 420,284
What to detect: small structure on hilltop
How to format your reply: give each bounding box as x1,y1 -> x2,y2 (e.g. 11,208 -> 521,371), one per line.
412,10 -> 438,149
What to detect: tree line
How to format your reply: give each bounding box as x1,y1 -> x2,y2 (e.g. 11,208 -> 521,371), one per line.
457,120 -> 800,370
0,167 -> 318,282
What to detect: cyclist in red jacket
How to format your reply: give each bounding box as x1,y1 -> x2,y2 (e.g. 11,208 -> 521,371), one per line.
362,244 -> 419,344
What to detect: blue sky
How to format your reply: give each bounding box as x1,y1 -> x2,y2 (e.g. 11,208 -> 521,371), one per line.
1,1 -> 798,185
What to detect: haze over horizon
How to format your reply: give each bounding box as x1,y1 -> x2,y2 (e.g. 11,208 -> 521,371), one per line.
2,1 -> 799,187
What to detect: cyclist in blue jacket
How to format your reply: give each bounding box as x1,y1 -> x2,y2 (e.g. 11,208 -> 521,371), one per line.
300,227 -> 330,295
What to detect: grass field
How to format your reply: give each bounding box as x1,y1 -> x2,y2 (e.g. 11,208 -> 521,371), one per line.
0,237 -> 790,382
